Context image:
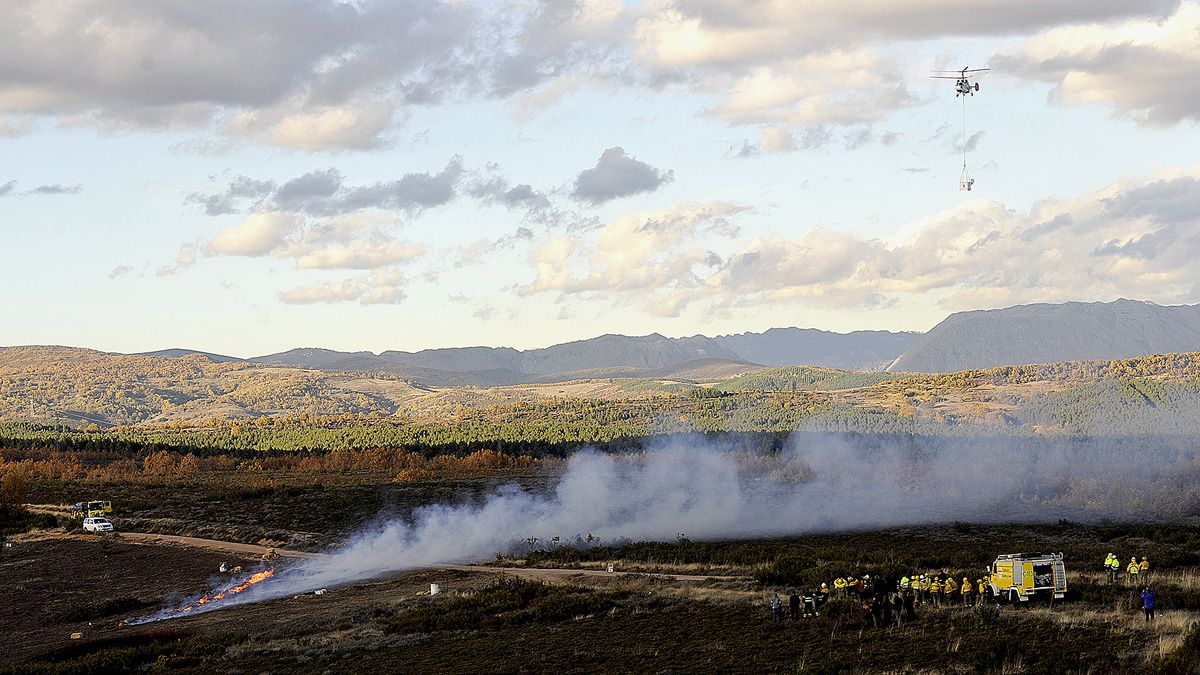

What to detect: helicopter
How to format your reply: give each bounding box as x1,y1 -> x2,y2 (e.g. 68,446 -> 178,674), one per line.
931,66 -> 991,190
930,67 -> 990,97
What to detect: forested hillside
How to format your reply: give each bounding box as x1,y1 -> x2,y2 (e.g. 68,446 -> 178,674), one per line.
5,347 -> 1200,447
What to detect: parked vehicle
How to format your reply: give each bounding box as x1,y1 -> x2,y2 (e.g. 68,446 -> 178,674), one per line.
82,517 -> 114,533
988,552 -> 1067,602
70,501 -> 112,520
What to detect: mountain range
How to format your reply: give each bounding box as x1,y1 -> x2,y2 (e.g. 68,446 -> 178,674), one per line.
138,328 -> 918,386
887,299 -> 1200,372
126,299 -> 1200,383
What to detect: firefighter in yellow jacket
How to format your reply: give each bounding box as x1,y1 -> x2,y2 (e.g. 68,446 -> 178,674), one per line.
929,577 -> 942,607
1139,557 -> 1150,576
834,577 -> 847,598
961,577 -> 972,606
1128,557 -> 1141,582
944,576 -> 958,604
976,578 -> 987,605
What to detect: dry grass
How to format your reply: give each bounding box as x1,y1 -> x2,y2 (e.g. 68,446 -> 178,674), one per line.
1026,604 -> 1200,664
1141,569 -> 1200,591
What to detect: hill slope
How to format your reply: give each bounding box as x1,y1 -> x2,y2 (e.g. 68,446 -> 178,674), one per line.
130,348 -> 242,363
888,299 -> 1200,373
714,327 -> 918,370
249,328 -> 914,380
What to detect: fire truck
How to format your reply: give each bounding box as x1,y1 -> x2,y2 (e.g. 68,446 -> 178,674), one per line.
987,552 -> 1067,603
70,500 -> 113,520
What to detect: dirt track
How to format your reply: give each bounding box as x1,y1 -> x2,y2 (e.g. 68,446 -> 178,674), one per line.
19,520 -> 747,583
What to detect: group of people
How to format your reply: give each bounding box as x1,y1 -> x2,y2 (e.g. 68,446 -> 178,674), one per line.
1102,553 -> 1150,584
770,584 -> 831,622
770,571 -> 992,628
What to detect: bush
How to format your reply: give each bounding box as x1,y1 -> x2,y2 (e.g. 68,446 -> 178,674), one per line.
384,578 -> 614,635
753,554 -> 827,588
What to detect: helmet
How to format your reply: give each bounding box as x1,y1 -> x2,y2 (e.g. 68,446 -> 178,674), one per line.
821,583 -> 828,589
1142,557 -> 1148,560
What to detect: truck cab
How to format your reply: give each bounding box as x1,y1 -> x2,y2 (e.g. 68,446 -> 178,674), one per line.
71,501 -> 113,520
988,552 -> 1066,602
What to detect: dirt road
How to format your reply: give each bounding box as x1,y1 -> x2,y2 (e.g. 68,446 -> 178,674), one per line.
14,530 -> 322,559
18,519 -> 747,583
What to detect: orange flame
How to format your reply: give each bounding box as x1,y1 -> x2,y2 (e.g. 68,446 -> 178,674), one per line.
175,568 -> 276,614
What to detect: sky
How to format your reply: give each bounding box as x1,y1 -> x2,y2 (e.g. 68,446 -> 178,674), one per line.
2,0 -> 1199,357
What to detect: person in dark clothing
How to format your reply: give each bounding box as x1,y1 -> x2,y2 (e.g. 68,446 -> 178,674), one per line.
814,584 -> 829,612
802,589 -> 817,617
771,593 -> 782,623
1141,586 -> 1156,621
789,592 -> 801,620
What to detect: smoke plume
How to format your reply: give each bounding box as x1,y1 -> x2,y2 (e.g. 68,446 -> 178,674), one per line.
146,432 -> 1196,616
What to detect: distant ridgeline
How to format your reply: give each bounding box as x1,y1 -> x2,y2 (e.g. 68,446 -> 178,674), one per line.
2,350 -> 1200,456
123,300 -> 1200,383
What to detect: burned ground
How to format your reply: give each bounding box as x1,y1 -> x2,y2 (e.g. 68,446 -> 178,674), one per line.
24,473 -> 552,551
6,519 -> 1200,674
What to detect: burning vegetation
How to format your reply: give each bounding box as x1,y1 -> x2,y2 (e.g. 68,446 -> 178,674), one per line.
125,567 -> 277,625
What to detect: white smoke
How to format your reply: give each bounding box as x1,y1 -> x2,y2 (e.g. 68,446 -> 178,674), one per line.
142,432 -> 1200,618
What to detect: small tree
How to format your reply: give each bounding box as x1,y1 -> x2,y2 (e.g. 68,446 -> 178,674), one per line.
0,467 -> 31,531
142,450 -> 176,476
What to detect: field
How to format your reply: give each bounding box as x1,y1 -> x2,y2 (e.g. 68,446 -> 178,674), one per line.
6,514 -> 1200,674
4,349 -> 1200,672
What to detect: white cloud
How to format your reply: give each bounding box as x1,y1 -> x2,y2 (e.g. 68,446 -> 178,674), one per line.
996,2 -> 1200,126
519,168 -> 1200,314
0,1 -> 640,150
209,212 -> 301,257
1,0 -> 1176,149
232,102 -> 398,151
294,242 -> 424,270
628,1 -> 1175,130
519,200 -> 751,315
279,269 -> 408,306
759,126 -> 796,153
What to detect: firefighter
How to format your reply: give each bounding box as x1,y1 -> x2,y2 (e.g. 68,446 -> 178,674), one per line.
1128,557 -> 1141,582
854,576 -> 866,597
901,575 -> 910,591
789,591 -> 801,620
834,576 -> 847,598
1103,552 -> 1114,574
846,576 -> 858,597
961,577 -> 972,606
919,575 -> 931,603
815,584 -> 829,612
944,576 -> 958,604
1139,557 -> 1150,576
976,578 -> 987,605
1108,554 -> 1122,584
770,593 -> 783,623
929,576 -> 942,607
